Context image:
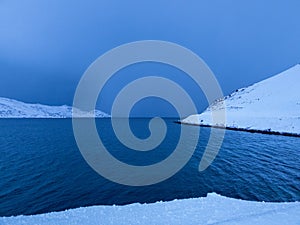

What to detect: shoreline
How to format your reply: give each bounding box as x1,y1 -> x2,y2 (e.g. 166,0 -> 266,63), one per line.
175,121 -> 300,138
1,193 -> 299,225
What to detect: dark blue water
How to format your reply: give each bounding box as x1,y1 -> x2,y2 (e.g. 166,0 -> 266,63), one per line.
0,119 -> 299,216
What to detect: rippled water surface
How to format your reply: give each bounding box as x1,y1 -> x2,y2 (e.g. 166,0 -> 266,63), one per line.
0,119 -> 299,216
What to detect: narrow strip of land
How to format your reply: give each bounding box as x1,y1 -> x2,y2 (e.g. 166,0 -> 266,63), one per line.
175,121 -> 300,138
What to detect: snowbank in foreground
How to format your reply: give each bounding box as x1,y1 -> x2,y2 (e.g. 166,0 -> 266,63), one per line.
182,64 -> 300,135
0,97 -> 109,118
0,193 -> 299,225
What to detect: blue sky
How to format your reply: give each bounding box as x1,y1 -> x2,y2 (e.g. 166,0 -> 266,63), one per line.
1,1 -> 300,116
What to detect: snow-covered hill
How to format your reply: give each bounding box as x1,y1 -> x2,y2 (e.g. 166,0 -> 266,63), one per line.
0,97 -> 109,118
0,193 -> 299,225
182,64 -> 300,135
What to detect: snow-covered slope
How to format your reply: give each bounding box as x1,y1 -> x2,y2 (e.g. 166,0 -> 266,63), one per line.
182,64 -> 300,135
0,97 -> 109,118
0,193 -> 299,225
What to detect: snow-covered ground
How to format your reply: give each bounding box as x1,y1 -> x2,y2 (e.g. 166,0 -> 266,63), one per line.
0,97 -> 109,118
182,64 -> 300,135
0,193 -> 299,225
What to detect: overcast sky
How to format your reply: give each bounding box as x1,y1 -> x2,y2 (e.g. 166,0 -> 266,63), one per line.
1,0 -> 300,116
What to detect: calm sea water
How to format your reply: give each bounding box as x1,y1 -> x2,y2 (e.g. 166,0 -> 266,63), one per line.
0,119 -> 299,216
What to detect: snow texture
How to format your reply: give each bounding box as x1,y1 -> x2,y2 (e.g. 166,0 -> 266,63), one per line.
182,64 -> 300,135
0,193 -> 299,225
0,97 -> 109,118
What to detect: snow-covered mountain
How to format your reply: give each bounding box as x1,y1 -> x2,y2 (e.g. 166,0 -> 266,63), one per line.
182,64 -> 300,135
0,97 -> 109,118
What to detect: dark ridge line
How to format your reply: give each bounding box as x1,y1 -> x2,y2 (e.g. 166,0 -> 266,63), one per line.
174,121 -> 300,138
